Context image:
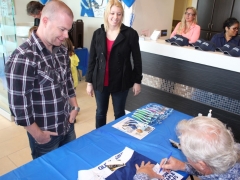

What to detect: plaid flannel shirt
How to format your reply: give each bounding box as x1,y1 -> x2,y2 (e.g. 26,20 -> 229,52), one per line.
5,31 -> 76,135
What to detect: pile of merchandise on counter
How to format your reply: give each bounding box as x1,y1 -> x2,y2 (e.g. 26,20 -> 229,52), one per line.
131,103 -> 173,125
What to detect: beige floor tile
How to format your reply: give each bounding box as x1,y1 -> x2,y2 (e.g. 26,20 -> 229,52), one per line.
0,115 -> 14,130
0,132 -> 29,159
8,147 -> 32,167
0,157 -> 17,176
0,125 -> 26,143
0,80 -> 123,175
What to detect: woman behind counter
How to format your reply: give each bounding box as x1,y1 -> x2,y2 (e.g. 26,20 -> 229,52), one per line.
170,7 -> 200,43
211,17 -> 240,48
86,0 -> 142,128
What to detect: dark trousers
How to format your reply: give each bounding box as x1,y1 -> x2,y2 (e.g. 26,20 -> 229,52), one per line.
27,123 -> 76,159
94,86 -> 129,128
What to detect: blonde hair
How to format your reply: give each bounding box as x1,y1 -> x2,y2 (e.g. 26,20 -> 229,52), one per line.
104,0 -> 124,32
28,26 -> 38,38
177,7 -> 198,34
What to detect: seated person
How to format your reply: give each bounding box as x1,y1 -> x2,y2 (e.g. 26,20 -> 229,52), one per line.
26,1 -> 44,26
134,116 -> 240,180
211,17 -> 240,47
170,7 -> 200,43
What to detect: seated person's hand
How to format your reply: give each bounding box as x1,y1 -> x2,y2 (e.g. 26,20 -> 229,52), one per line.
160,157 -> 186,172
135,161 -> 163,179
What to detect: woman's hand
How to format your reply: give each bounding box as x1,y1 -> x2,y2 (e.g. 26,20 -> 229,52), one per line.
132,83 -> 141,96
86,83 -> 94,97
135,161 -> 163,179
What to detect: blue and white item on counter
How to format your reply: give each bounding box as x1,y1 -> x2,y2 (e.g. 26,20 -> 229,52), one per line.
195,41 -> 216,51
224,46 -> 240,57
189,39 -> 205,47
171,36 -> 189,46
131,103 -> 174,125
165,34 -> 181,43
216,43 -> 235,52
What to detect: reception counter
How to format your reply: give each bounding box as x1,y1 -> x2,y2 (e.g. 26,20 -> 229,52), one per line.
126,38 -> 240,141
139,38 -> 240,73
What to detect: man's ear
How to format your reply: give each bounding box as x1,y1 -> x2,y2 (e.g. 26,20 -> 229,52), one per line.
198,160 -> 206,170
198,160 -> 212,175
42,16 -> 48,26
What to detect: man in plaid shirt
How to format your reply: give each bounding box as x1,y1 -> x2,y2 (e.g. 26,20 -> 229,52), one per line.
5,1 -> 79,159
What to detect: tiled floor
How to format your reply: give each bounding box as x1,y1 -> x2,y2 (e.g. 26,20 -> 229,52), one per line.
0,80 -> 198,180
0,80 -> 115,176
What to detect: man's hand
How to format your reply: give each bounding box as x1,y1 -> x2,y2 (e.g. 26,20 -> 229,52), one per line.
25,123 -> 58,144
135,161 -> 163,179
36,131 -> 58,144
69,107 -> 79,123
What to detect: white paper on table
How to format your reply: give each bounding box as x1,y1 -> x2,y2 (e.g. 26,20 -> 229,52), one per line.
152,163 -> 183,180
112,117 -> 155,140
78,147 -> 134,180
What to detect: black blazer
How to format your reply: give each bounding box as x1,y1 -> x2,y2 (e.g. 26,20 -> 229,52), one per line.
86,24 -> 142,93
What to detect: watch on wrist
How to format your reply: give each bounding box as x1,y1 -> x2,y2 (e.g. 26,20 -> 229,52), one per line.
72,106 -> 80,112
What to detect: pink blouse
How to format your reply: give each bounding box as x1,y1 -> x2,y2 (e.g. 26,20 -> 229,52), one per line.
170,22 -> 200,43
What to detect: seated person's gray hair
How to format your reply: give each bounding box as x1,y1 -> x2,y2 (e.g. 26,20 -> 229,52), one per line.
176,116 -> 239,174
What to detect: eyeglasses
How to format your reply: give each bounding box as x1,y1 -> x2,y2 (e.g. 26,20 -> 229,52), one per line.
231,27 -> 239,31
184,12 -> 195,16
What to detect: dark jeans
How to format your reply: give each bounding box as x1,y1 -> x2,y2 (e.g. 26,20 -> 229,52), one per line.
94,86 -> 129,128
27,123 -> 76,159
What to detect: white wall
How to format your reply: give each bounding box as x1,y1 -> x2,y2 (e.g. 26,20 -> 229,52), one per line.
132,0 -> 175,38
14,0 -> 34,24
14,0 -> 175,49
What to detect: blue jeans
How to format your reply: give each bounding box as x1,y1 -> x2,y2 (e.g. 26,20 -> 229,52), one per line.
94,86 -> 129,128
27,124 -> 76,159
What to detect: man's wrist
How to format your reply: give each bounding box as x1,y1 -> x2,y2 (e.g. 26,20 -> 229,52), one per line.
72,106 -> 80,112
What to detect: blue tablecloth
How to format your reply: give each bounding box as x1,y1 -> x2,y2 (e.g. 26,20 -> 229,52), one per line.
0,103 -> 192,180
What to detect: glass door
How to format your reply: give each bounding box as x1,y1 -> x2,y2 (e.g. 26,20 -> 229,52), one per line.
0,0 -> 17,120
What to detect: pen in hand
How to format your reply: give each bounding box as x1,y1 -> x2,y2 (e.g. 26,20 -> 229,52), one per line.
159,152 -> 172,173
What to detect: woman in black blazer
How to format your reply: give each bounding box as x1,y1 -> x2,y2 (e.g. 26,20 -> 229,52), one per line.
86,0 -> 142,128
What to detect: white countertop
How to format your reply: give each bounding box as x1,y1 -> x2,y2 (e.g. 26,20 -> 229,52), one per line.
139,38 -> 240,73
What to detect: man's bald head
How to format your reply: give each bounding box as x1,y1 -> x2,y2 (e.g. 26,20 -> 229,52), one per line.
36,0 -> 73,51
41,0 -> 73,20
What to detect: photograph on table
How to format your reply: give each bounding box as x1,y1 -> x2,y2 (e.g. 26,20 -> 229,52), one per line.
112,117 -> 155,140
